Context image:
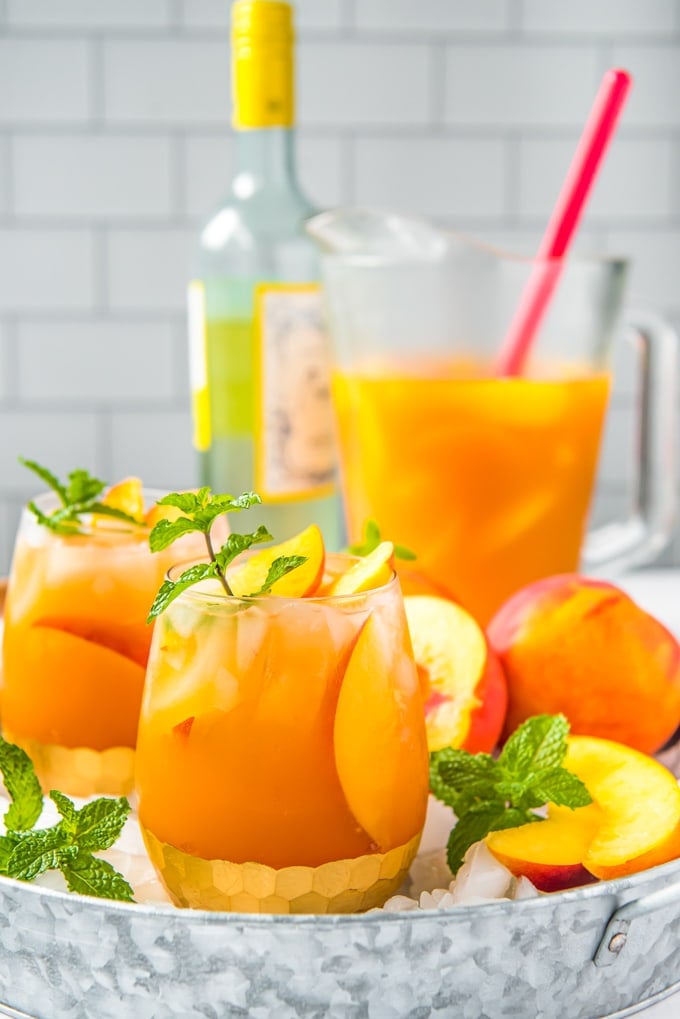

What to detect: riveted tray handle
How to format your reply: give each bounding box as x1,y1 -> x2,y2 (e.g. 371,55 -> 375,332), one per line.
594,879 -> 680,968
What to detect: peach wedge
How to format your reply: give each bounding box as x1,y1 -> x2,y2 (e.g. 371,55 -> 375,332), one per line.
486,735 -> 680,888
228,524 -> 325,598
333,614 -> 429,851
325,542 -> 394,597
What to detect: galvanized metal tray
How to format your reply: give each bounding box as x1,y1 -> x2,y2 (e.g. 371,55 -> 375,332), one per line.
1,578 -> 680,1019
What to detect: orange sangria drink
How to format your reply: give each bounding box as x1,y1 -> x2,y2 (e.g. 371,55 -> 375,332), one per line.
136,520 -> 429,914
2,469 -> 204,796
333,359 -> 610,625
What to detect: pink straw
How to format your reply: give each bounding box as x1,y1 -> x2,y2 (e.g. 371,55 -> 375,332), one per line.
495,68 -> 632,377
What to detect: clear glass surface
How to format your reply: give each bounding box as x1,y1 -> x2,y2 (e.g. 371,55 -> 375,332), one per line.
308,209 -> 678,623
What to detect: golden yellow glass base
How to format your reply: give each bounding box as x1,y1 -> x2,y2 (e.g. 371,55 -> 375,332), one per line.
142,826 -> 421,914
2,731 -> 135,797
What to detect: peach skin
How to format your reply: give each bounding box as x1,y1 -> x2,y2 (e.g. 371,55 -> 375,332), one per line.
487,575 -> 680,754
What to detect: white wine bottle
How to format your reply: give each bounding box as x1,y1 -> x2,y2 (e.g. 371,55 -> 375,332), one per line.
188,0 -> 341,545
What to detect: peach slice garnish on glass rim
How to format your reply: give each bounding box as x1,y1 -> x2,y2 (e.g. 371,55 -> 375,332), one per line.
227,523 -> 325,598
324,541 -> 394,597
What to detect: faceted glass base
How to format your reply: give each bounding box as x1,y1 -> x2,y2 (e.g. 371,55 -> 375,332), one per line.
142,826 -> 421,914
2,731 -> 135,797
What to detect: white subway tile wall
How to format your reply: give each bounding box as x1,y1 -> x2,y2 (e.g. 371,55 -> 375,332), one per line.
0,0 -> 679,572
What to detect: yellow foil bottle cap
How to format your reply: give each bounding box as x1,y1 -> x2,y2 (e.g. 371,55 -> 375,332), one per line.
232,0 -> 294,129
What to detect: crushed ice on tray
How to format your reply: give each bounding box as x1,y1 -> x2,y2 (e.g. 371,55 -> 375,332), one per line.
0,790 -> 538,911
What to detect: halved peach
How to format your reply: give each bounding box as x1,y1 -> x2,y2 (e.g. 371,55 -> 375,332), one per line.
333,614 -> 429,851
228,524 -> 325,598
405,595 -> 507,754
325,542 -> 393,597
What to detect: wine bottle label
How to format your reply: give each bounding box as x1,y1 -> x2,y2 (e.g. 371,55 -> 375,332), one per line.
254,283 -> 336,502
187,281 -> 211,452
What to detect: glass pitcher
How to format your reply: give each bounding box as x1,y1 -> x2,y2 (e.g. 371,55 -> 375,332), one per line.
307,209 -> 678,624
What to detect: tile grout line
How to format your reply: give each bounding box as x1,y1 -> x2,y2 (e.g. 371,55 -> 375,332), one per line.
429,42 -> 447,131
170,134 -> 187,221
1,133 -> 13,220
93,227 -> 109,313
89,35 -> 105,125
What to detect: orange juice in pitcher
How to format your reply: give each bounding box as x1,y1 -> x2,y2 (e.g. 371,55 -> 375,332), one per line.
308,210 -> 676,623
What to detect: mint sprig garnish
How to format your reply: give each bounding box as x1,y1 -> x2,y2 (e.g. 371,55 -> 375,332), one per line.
348,518 -> 416,561
20,458 -> 141,536
147,488 -> 307,620
430,714 -> 592,874
0,737 -> 134,902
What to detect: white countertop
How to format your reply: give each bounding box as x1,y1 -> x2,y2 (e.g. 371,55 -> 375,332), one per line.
619,571 -> 680,638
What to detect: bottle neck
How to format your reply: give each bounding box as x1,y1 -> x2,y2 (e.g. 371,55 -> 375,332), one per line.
234,126 -> 297,190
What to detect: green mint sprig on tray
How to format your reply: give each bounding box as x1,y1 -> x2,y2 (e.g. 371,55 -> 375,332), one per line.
20,458 -> 141,536
347,518 -> 417,561
0,737 -> 134,903
430,714 -> 593,875
147,487 -> 306,620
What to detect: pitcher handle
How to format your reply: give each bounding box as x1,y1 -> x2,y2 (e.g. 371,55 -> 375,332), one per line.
582,311 -> 678,574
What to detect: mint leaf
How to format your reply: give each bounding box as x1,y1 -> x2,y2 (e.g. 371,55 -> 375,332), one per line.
64,468 -> 105,506
394,544 -> 417,561
248,555 -> 308,596
348,519 -> 382,556
0,834 -> 19,873
8,827 -> 70,881
147,487 -> 300,614
73,797 -> 129,852
446,802 -> 506,874
60,852 -> 135,903
526,768 -> 592,809
20,459 -> 141,534
214,526 -> 273,573
49,791 -> 77,833
19,458 -> 68,503
149,516 -> 203,553
147,561 -> 218,622
87,503 -> 142,527
156,490 -> 207,514
500,714 -> 569,776
348,519 -> 416,561
431,715 -> 593,874
0,738 -> 43,832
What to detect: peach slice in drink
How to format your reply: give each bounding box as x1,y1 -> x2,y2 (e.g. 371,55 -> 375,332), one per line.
228,524 -> 325,598
3,625 -> 145,750
333,612 -> 429,851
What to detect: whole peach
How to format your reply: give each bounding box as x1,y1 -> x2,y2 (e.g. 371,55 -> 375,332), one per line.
487,575 -> 680,754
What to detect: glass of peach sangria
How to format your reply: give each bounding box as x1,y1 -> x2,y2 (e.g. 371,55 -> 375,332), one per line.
136,489 -> 429,913
1,460 -> 205,797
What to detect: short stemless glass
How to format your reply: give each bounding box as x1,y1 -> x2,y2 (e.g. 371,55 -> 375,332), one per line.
1,491 -> 204,797
136,555 -> 429,914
